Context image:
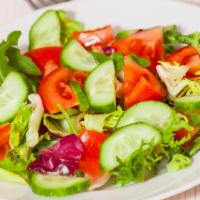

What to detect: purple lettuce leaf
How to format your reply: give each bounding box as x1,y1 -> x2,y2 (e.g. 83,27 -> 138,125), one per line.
28,134 -> 83,175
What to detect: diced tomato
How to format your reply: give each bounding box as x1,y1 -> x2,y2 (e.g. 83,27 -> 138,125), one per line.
112,27 -> 165,71
0,123 -> 11,147
72,25 -> 114,48
26,47 -> 62,75
38,68 -> 79,114
78,129 -> 109,181
123,57 -> 166,108
42,60 -> 60,78
184,55 -> 200,76
175,127 -> 199,147
165,45 -> 200,77
0,144 -> 9,161
71,71 -> 88,88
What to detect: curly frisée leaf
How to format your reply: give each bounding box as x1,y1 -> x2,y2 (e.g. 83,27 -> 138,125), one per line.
111,143 -> 164,185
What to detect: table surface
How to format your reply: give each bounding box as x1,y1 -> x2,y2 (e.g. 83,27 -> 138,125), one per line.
0,0 -> 200,199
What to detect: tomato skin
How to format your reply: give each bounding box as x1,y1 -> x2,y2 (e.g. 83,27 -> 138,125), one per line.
123,57 -> 166,109
26,47 -> 62,75
78,129 -> 109,180
0,144 -> 9,161
112,27 -> 165,70
38,68 -> 79,114
165,45 -> 200,77
72,25 -> 114,48
0,124 -> 11,161
0,124 -> 11,147
71,71 -> 88,88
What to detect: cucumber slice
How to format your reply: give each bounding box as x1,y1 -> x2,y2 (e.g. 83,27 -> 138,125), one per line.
61,40 -> 97,72
29,10 -> 61,49
0,168 -> 26,184
100,123 -> 161,171
29,173 -> 90,197
84,60 -> 116,113
174,96 -> 200,110
117,101 -> 175,132
70,81 -> 90,112
0,72 -> 29,124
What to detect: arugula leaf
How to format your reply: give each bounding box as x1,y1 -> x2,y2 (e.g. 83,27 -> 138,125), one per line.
6,47 -> 41,76
0,31 -> 21,84
167,153 -> 191,172
163,25 -> 200,49
129,54 -> 151,67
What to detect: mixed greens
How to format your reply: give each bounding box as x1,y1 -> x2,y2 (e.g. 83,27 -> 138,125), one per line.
1,9 -> 200,197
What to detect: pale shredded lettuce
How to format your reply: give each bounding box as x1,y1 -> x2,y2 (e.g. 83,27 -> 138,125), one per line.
156,62 -> 189,99
26,94 -> 44,147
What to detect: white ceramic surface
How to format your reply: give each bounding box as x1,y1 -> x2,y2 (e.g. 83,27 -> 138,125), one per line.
1,0 -> 200,199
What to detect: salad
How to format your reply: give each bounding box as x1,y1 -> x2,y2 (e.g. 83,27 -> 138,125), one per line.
1,9 -> 200,197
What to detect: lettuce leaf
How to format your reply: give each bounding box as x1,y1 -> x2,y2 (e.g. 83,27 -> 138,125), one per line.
82,106 -> 123,132
28,135 -> 83,175
9,103 -> 33,148
43,109 -> 79,136
111,143 -> 166,185
167,153 -> 191,172
26,94 -> 44,147
156,62 -> 189,100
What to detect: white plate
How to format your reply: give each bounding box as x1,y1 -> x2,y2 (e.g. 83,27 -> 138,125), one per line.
1,0 -> 200,199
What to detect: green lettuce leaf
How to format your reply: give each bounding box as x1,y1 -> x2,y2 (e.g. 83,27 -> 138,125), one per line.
9,103 -> 33,148
167,153 -> 191,172
43,109 -> 79,136
162,113 -> 192,152
111,143 -> 166,185
82,106 -> 123,132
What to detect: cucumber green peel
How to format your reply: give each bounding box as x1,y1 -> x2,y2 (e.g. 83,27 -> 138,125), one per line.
29,173 -> 90,197
100,123 -> 161,171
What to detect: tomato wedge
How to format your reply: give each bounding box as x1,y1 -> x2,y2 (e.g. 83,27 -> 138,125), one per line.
0,123 -> 11,147
0,144 -> 9,161
78,129 -> 108,181
72,25 -> 114,48
71,71 -> 88,88
38,68 -> 79,114
112,27 -> 165,70
26,47 -> 62,76
165,45 -> 200,77
123,57 -> 166,108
